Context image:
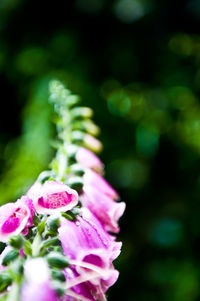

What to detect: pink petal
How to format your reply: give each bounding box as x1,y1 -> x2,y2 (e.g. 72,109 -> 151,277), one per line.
0,200 -> 31,242
81,185 -> 125,233
76,147 -> 103,173
59,208 -> 121,285
83,169 -> 119,200
27,181 -> 78,214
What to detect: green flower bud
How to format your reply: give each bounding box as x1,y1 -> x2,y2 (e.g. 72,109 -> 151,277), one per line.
0,273 -> 12,292
9,235 -> 24,249
67,95 -> 81,107
70,163 -> 85,176
71,131 -> 84,143
47,252 -> 69,269
71,107 -> 93,119
67,176 -> 83,194
48,217 -> 60,232
52,280 -> 65,297
2,249 -> 19,266
51,269 -> 66,282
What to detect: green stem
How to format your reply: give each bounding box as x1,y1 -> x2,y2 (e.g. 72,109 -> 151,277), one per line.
32,232 -> 41,257
6,283 -> 20,301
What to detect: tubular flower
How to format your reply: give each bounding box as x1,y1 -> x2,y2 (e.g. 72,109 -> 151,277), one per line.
65,266 -> 119,301
0,198 -> 32,242
83,169 -> 119,201
27,181 -> 78,214
21,258 -> 57,301
59,208 -> 121,300
76,147 -> 103,174
81,170 -> 125,233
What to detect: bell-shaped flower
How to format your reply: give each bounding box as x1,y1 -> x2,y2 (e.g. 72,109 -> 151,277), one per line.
59,208 -> 121,289
65,265 -> 119,301
83,169 -> 119,200
81,183 -> 125,233
21,258 -> 57,301
76,147 -> 103,173
0,197 -> 32,242
27,180 -> 78,215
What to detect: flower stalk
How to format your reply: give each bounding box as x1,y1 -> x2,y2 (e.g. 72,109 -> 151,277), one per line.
0,80 -> 125,301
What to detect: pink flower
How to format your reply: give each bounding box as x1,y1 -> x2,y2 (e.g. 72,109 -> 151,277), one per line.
59,208 -> 120,300
83,169 -> 119,200
21,258 -> 57,301
81,185 -> 125,234
76,147 -> 103,174
27,181 -> 79,215
65,266 -> 119,301
0,198 -> 32,242
81,171 -> 125,233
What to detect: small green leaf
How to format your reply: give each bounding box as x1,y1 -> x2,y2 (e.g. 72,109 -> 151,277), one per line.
37,220 -> 46,235
24,240 -> 32,256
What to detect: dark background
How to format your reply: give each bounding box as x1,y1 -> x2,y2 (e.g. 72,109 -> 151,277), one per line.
1,0 -> 200,300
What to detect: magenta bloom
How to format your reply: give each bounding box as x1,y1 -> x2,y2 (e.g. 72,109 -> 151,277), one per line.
27,181 -> 78,214
83,169 -> 119,200
76,147 -> 103,173
0,198 -> 32,242
21,258 -> 57,301
65,266 -> 119,301
81,171 -> 125,233
59,208 -> 121,299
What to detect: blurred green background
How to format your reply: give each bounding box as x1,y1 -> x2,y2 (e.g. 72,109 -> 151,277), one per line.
1,0 -> 200,300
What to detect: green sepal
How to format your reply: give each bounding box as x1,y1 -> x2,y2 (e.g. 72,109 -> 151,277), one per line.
47,252 -> 69,269
37,220 -> 46,235
24,240 -> 32,256
70,163 -> 85,176
48,217 -> 60,232
33,214 -> 41,226
2,249 -> 19,266
0,272 -> 12,293
51,280 -> 65,297
61,212 -> 74,221
9,235 -> 24,249
51,269 -> 66,282
67,176 -> 83,194
40,237 -> 60,250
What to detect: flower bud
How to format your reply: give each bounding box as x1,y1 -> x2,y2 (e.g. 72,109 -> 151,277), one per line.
46,252 -> 69,269
48,217 -> 60,232
67,176 -> 83,194
0,272 -> 12,292
70,163 -> 85,176
51,280 -> 65,297
51,269 -> 66,282
2,249 -> 19,266
9,234 -> 24,249
71,130 -> 84,143
71,107 -> 93,119
72,120 -> 100,136
84,134 -> 103,153
67,95 -> 81,107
